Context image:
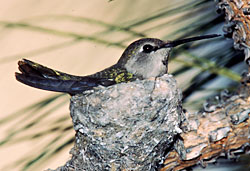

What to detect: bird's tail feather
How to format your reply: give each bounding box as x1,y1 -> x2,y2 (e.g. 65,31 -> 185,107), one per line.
15,59 -> 114,94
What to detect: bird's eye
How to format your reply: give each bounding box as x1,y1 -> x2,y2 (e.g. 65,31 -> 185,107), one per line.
143,44 -> 154,53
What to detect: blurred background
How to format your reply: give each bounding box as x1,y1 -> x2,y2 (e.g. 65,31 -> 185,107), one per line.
0,0 -> 247,170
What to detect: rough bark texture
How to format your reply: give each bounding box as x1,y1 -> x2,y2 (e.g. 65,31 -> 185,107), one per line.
161,74 -> 250,170
217,0 -> 250,64
160,0 -> 250,170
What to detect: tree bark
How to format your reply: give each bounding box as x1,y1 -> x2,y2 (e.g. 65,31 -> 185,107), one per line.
161,0 -> 250,170
217,0 -> 250,64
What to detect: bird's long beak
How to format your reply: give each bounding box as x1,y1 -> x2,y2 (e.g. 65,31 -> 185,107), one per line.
163,34 -> 221,48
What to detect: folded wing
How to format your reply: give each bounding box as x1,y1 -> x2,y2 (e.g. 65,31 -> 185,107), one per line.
15,59 -> 115,95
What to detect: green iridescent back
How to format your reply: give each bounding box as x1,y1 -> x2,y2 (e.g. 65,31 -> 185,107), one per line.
89,64 -> 137,84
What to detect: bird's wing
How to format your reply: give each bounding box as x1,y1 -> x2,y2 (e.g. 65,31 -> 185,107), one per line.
15,59 -> 115,94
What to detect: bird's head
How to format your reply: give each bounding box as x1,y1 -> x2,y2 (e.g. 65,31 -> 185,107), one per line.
117,34 -> 220,79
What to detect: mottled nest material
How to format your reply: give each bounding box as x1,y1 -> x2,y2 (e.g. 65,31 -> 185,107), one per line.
64,74 -> 185,171
51,71 -> 250,171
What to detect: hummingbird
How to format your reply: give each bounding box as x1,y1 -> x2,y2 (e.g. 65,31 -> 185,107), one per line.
15,34 -> 220,95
